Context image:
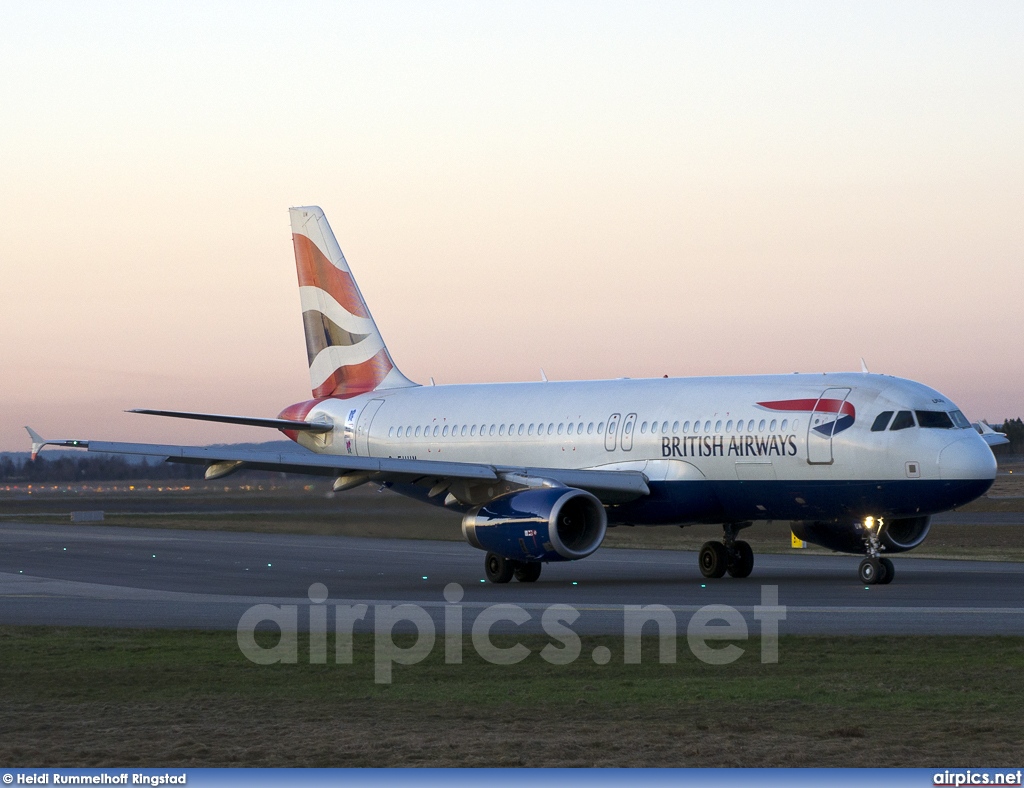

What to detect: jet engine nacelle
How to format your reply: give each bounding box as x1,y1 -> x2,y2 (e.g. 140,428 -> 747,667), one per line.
792,515 -> 932,554
462,487 -> 607,562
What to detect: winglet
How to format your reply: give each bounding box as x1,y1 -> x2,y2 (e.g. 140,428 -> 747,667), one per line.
24,427 -> 89,460
25,427 -> 45,461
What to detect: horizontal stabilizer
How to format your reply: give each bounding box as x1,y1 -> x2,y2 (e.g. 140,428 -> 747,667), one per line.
128,409 -> 333,434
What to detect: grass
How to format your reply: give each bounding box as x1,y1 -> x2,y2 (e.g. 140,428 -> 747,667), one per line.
1,626 -> 1022,767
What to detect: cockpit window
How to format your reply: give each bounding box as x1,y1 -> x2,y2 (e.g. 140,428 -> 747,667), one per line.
890,410 -> 916,431
916,410 -> 954,429
871,411 -> 894,432
949,410 -> 972,429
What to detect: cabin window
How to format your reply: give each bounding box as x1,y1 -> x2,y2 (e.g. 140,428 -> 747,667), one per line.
459,425 -> 466,437
518,424 -> 524,436
488,425 -> 495,436
414,426 -> 421,438
703,420 -> 710,432
890,411 -> 916,431
770,419 -> 777,432
471,425 -> 477,436
640,422 -> 647,434
916,410 -> 954,429
568,422 -> 575,435
442,426 -> 449,437
714,420 -> 722,433
557,423 -> 564,435
672,420 -> 679,434
781,419 -> 788,431
499,424 -> 506,436
528,424 -> 535,436
578,422 -> 584,434
547,423 -> 554,435
758,420 -> 766,432
587,422 -> 594,434
871,411 -> 893,432
725,420 -> 733,432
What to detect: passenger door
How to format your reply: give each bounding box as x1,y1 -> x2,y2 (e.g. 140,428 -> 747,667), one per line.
806,388 -> 851,465
356,399 -> 386,456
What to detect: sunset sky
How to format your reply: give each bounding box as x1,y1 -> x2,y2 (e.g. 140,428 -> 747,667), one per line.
2,2 -> 1022,451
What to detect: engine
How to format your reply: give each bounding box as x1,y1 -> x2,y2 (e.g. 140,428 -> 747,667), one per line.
462,487 -> 607,562
791,515 -> 931,554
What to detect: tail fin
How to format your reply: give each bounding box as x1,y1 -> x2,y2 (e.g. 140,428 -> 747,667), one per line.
290,206 -> 416,398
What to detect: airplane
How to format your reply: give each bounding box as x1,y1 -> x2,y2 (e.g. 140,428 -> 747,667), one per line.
28,206 -> 1006,585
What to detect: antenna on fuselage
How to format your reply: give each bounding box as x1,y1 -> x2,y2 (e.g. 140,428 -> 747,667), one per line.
860,358 -> 869,374
540,369 -> 548,382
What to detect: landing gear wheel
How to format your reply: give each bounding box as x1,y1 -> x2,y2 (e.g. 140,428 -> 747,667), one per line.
699,541 -> 729,579
727,540 -> 754,578
858,558 -> 881,584
514,562 -> 542,583
878,557 -> 895,585
484,552 -> 515,584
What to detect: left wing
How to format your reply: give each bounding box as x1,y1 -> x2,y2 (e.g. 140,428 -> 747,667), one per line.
24,430 -> 650,504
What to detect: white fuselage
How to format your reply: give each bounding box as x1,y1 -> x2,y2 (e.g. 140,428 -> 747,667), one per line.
287,372 -> 996,526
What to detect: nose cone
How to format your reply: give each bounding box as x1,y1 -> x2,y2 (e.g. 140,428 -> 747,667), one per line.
938,436 -> 997,481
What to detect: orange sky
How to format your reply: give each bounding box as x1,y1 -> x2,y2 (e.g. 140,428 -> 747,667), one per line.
2,3 -> 1022,451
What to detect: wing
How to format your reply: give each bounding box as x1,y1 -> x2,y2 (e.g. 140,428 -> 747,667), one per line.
24,430 -> 650,504
974,421 -> 1011,447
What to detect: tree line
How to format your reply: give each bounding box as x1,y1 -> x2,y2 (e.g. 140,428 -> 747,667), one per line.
0,454 -> 204,483
994,417 -> 1024,456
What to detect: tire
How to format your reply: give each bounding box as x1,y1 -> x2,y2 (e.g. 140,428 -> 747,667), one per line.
878,557 -> 895,585
514,562 -> 543,583
485,552 -> 515,584
858,558 -> 880,584
727,540 -> 754,578
699,541 -> 729,579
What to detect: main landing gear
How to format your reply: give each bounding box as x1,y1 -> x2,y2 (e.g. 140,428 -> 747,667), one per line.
699,522 -> 754,579
484,552 -> 543,584
858,516 -> 894,585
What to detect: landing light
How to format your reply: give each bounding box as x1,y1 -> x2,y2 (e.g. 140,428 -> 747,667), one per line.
864,516 -> 875,530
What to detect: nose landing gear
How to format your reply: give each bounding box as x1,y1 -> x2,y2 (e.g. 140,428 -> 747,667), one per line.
858,517 -> 894,585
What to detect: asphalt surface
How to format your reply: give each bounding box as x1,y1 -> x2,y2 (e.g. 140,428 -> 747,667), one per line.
1,521 -> 1023,635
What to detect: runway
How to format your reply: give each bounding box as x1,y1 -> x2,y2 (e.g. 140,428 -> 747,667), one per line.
1,522 -> 1023,635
